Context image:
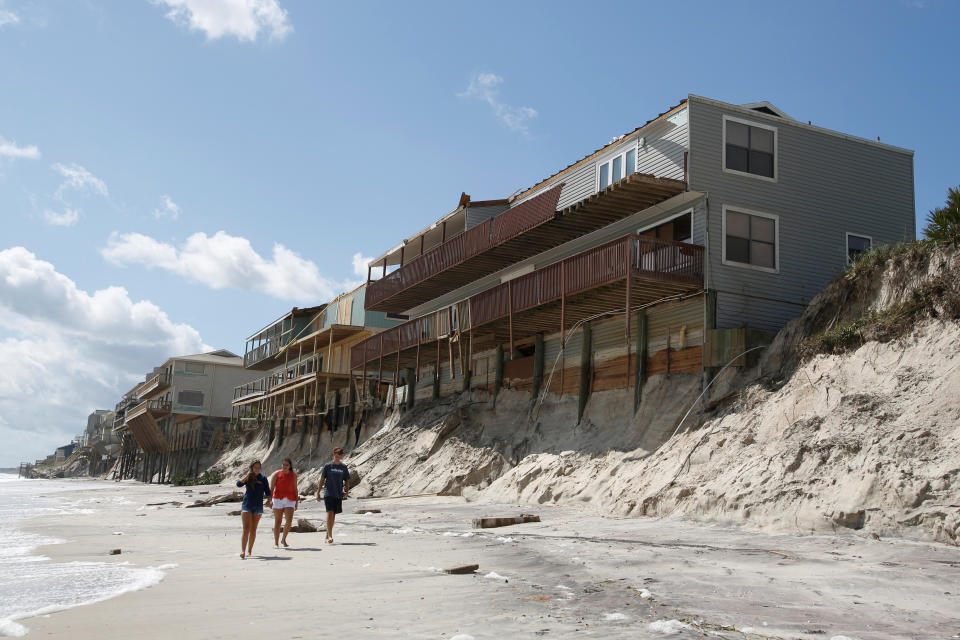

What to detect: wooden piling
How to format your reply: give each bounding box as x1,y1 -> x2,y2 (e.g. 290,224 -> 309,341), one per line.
578,322 -> 592,423
634,309 -> 647,412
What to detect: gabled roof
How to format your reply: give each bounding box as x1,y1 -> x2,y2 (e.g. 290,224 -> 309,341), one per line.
740,101 -> 793,120
175,350 -> 243,366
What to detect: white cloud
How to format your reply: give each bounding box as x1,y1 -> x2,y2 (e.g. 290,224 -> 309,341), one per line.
52,162 -> 109,198
0,247 -> 208,465
43,208 -> 79,227
458,72 -> 538,135
352,252 -> 374,279
155,0 -> 292,42
101,230 -> 357,303
0,2 -> 19,28
0,136 -> 39,159
153,194 -> 181,221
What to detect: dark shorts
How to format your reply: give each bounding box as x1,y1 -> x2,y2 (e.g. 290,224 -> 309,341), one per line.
240,504 -> 264,515
323,496 -> 343,514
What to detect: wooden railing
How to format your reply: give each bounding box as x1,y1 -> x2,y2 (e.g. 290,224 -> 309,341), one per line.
352,235 -> 703,368
127,398 -> 172,420
138,372 -> 171,397
365,184 -> 564,309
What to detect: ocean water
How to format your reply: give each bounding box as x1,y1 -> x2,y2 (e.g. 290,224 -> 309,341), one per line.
0,474 -> 167,637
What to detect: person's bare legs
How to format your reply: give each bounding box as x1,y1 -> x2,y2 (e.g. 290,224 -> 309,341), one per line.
240,512 -> 252,558
325,509 -> 335,543
281,507 -> 294,546
247,513 -> 262,556
272,508 -> 283,548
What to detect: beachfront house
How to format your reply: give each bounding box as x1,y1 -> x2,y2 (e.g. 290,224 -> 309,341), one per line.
116,350 -> 260,483
232,283 -> 403,444
351,94 -> 914,419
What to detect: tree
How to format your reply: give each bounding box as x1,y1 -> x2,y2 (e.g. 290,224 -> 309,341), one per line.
923,186 -> 960,243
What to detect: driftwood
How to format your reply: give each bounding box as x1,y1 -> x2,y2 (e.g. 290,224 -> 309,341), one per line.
355,508 -> 382,514
443,564 -> 479,575
472,514 -> 540,529
184,491 -> 243,508
109,549 -> 122,555
146,501 -> 183,507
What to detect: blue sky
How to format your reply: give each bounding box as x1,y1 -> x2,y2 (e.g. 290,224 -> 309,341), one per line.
0,0 -> 956,465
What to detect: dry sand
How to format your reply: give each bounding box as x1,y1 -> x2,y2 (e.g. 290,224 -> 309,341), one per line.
17,480 -> 960,639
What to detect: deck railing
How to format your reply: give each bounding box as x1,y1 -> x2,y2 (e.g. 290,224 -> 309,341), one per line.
352,235 -> 703,369
365,184 -> 563,309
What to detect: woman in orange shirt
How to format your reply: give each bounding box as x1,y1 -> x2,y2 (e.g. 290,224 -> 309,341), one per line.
269,458 -> 299,548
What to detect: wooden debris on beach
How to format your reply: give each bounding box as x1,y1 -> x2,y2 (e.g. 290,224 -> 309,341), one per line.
109,549 -> 121,555
289,518 -> 325,533
355,508 -> 382,514
443,564 -> 479,575
184,491 -> 243,508
146,501 -> 182,507
472,514 -> 540,529
227,510 -> 241,516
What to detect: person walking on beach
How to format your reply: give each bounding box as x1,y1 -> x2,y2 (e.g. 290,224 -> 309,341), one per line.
269,458 -> 299,549
316,447 -> 350,544
236,460 -> 272,559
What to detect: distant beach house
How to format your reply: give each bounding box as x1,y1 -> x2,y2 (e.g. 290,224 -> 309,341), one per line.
231,283 -> 404,441
114,350 -> 260,482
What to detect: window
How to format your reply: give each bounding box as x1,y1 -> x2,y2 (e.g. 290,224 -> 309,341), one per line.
184,362 -> 205,374
724,116 -> 776,180
597,145 -> 637,190
846,233 -> 872,264
177,390 -> 204,406
723,207 -> 778,272
639,212 -> 692,243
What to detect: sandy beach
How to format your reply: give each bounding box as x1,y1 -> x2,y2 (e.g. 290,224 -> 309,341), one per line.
8,479 -> 956,639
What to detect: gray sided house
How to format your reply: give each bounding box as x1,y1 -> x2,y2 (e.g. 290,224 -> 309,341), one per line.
353,95 -> 913,413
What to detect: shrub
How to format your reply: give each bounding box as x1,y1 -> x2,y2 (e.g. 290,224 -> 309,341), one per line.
924,186 -> 960,244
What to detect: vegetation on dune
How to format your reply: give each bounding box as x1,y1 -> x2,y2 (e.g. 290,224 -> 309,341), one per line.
798,186 -> 960,358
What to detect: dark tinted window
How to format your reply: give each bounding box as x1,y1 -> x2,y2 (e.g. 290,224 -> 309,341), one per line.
726,210 -> 776,269
726,120 -> 775,178
177,390 -> 204,406
847,234 -> 872,264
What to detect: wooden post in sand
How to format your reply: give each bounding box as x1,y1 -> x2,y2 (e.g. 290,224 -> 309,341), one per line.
634,309 -> 647,413
532,333 -> 544,399
578,321 -> 592,424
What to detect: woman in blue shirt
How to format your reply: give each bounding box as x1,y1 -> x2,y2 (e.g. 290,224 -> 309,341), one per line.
236,460 -> 272,558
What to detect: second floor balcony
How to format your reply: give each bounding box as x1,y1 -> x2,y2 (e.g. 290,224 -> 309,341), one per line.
137,372 -> 172,398
364,173 -> 687,313
126,398 -> 172,422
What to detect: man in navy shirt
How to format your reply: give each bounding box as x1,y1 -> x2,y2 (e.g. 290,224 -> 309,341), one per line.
317,447 -> 350,543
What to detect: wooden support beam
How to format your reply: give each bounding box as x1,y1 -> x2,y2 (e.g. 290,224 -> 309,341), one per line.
494,344 -> 503,401
406,367 -> 415,409
507,279 -> 514,360
635,308 -> 647,412
532,333 -> 544,398
461,329 -> 472,393
393,349 -> 400,409
382,257 -> 387,279
432,314 -> 441,400
625,243 -> 632,384
560,260 -> 566,395
578,321 -> 592,423
377,334 -> 384,402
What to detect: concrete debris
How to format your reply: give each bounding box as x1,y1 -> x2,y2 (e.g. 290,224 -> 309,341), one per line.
289,518 -> 325,533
